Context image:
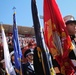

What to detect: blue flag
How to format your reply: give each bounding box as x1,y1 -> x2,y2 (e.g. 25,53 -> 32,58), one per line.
13,12 -> 22,72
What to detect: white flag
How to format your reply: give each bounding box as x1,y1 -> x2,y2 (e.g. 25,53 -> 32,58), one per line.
1,26 -> 16,75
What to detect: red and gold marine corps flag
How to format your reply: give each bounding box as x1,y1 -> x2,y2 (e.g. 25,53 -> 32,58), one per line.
44,0 -> 75,74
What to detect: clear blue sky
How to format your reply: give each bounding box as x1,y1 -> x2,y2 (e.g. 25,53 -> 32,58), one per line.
0,0 -> 76,27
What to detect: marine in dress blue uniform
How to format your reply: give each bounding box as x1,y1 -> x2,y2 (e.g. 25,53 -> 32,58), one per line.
22,49 -> 35,75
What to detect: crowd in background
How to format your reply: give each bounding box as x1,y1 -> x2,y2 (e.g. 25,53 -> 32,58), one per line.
0,35 -> 36,48
0,34 -> 36,61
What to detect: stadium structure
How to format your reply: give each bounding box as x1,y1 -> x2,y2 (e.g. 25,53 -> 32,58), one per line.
0,24 -> 35,61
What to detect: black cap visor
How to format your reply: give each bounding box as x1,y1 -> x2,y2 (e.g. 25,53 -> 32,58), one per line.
66,20 -> 76,25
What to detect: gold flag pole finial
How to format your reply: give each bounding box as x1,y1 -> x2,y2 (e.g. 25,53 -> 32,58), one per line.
0,22 -> 4,30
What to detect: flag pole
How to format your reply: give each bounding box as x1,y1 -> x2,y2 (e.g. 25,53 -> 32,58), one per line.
12,7 -> 23,75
